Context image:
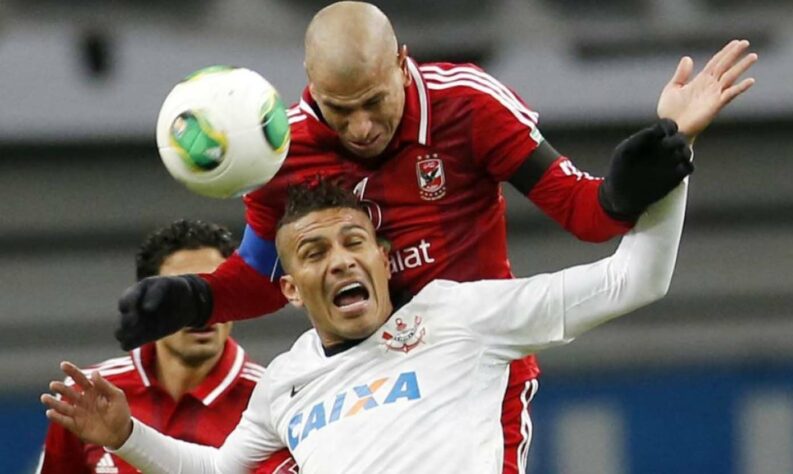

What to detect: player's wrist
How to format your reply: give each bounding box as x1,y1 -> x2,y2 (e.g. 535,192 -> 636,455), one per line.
107,418 -> 135,451
597,180 -> 641,222
181,274 -> 213,328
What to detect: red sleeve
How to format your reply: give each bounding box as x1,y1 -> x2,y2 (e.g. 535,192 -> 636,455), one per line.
202,182 -> 289,324
251,448 -> 299,473
202,253 -> 287,324
457,66 -> 631,242
38,422 -> 90,474
528,156 -> 634,242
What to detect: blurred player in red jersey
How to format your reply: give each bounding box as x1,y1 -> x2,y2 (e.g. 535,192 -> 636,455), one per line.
38,220 -> 296,474
115,2 -> 757,471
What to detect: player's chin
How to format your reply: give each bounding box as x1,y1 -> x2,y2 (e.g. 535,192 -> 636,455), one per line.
342,137 -> 387,158
182,350 -> 221,366
336,312 -> 381,340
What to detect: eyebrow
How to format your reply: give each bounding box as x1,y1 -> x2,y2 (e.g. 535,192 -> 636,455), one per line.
340,224 -> 369,235
294,224 -> 369,252
325,92 -> 385,109
295,236 -> 325,254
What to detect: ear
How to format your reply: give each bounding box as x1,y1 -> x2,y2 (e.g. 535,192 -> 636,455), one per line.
280,275 -> 304,308
398,44 -> 411,87
378,243 -> 391,280
308,82 -> 319,103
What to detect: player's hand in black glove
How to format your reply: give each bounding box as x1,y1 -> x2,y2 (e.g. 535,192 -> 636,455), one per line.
599,119 -> 694,221
115,274 -> 213,351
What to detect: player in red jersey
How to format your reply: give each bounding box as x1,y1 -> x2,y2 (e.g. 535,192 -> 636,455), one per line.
115,3 -> 756,471
38,220 -> 296,474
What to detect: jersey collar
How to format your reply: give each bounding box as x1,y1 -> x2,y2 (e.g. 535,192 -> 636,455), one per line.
298,57 -> 432,152
130,338 -> 246,407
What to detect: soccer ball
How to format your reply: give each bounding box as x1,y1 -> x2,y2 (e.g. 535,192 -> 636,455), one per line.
156,66 -> 290,198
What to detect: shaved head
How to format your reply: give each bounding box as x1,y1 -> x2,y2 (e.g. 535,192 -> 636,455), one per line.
302,1 -> 411,158
305,1 -> 398,88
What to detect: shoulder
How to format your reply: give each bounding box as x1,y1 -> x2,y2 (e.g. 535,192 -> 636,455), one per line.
408,279 -> 463,308
264,329 -> 322,379
418,62 -> 523,101
239,358 -> 266,385
284,102 -> 313,145
244,104 -> 347,206
66,355 -> 139,387
419,61 -> 538,122
248,330 -> 322,404
411,278 -> 520,309
415,278 -> 461,296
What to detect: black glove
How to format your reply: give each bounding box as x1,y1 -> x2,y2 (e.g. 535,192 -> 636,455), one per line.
115,274 -> 213,351
599,119 -> 694,221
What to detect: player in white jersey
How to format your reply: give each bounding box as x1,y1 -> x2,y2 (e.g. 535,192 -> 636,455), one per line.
42,120 -> 694,473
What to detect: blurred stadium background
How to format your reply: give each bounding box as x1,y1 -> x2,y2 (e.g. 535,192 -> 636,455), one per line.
1,0 -> 791,472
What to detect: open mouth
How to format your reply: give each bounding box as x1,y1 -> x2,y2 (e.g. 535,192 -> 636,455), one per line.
333,282 -> 370,308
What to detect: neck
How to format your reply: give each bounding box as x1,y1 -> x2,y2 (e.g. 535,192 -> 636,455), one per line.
153,343 -> 223,401
322,337 -> 367,356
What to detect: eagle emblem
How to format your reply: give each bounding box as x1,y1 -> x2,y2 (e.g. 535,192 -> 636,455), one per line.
416,155 -> 446,201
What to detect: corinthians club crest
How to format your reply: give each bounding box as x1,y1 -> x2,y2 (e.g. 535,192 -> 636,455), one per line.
416,154 -> 446,201
382,315 -> 426,353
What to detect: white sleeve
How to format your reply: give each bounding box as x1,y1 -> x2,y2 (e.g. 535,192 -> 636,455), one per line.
111,375 -> 285,473
457,179 -> 688,360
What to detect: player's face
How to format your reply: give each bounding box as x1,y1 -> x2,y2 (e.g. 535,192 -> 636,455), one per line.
155,248 -> 232,366
310,49 -> 410,159
278,208 -> 392,348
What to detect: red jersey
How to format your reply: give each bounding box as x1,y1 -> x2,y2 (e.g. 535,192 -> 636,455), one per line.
38,339 -> 296,474
202,59 -> 632,473
206,59 -> 631,324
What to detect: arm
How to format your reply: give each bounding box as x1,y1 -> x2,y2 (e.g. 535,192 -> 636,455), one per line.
510,144 -> 634,242
455,128 -> 691,358
457,176 -> 687,359
562,177 -> 687,338
458,64 -> 634,242
115,192 -> 288,350
509,122 -> 691,241
507,40 -> 756,237
41,362 -> 283,474
202,225 -> 287,324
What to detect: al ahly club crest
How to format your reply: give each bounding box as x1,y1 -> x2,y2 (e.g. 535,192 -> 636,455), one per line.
416,154 -> 446,201
382,315 -> 426,353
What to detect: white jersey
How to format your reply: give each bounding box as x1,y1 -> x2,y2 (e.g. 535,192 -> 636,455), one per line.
114,181 -> 688,474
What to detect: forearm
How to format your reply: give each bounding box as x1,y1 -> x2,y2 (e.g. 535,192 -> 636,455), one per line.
111,418 -> 223,473
202,252 -> 288,324
527,157 -> 634,242
561,178 -> 688,338
113,417 -> 274,474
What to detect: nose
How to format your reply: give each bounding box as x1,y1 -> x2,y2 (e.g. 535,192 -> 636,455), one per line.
346,110 -> 373,142
329,246 -> 356,275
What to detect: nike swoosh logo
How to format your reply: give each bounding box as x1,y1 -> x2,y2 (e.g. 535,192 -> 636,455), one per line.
290,384 -> 305,398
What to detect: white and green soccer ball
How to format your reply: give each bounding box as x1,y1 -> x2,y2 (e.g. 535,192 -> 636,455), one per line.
156,66 -> 290,198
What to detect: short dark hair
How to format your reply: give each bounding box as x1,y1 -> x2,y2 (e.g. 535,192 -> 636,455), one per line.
278,178 -> 364,229
136,219 -> 237,280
